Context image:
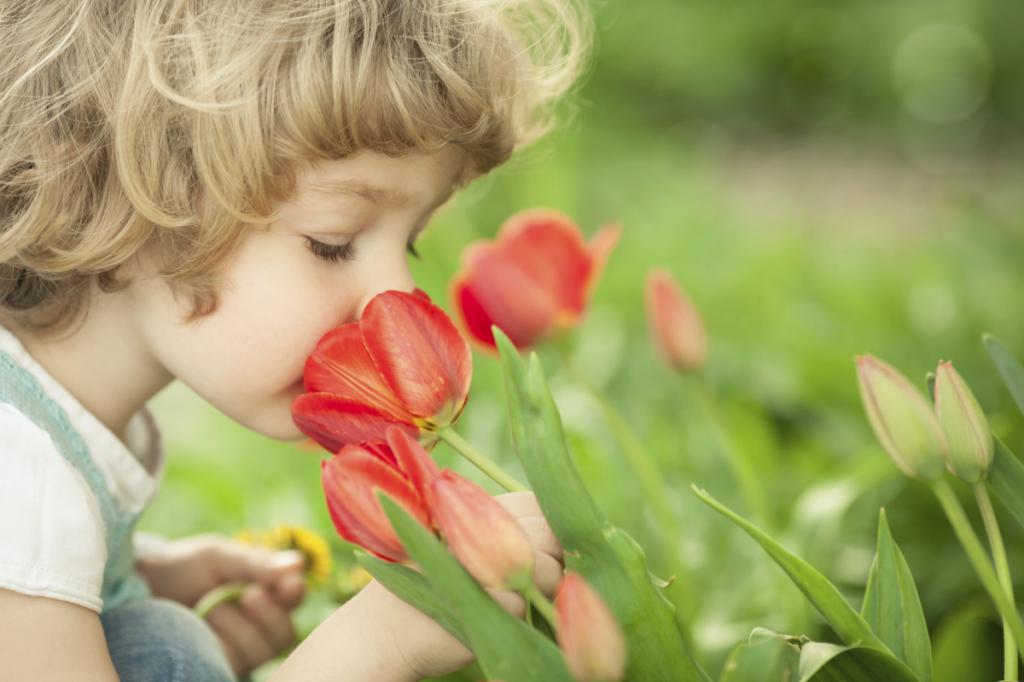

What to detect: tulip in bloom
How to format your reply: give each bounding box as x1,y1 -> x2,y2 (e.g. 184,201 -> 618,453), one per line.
855,354 -> 947,480
555,572 -> 627,682
293,289 -> 472,453
644,268 -> 708,373
450,208 -> 620,350
933,361 -> 994,484
321,426 -> 441,562
430,470 -> 534,590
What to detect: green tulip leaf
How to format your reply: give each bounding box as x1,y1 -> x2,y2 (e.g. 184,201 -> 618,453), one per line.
354,551 -> 469,648
988,436 -> 1024,532
692,484 -> 889,653
376,492 -> 576,682
797,641 -> 919,682
984,333 -> 1024,416
718,628 -> 800,682
495,327 -> 711,682
860,509 -> 932,682
494,327 -> 608,555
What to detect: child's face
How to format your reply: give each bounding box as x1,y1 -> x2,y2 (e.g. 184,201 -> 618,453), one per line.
128,148 -> 464,441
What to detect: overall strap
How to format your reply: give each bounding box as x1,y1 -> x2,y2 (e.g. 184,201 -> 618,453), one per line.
0,349 -> 151,610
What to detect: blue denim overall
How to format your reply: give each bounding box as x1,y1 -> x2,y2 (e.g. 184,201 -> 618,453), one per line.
0,346 -> 236,681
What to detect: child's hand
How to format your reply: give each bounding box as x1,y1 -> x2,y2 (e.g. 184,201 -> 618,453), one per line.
368,491 -> 565,680
135,533 -> 307,678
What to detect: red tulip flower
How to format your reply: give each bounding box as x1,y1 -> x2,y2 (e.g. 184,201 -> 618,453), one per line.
450,208 -> 620,350
321,426 -> 441,562
431,470 -> 534,589
644,268 -> 708,373
292,289 -> 472,454
555,572 -> 627,682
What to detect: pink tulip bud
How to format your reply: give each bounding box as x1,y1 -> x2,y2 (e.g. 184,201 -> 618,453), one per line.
430,470 -> 534,589
855,354 -> 947,480
555,572 -> 627,682
644,268 -> 708,373
934,360 -> 993,483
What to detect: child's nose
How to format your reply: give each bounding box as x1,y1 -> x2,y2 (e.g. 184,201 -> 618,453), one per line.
354,269 -> 416,319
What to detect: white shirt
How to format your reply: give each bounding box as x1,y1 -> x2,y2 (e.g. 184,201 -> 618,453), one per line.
0,324 -> 166,612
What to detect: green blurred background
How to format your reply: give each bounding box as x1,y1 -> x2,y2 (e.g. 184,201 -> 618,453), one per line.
143,0 -> 1024,679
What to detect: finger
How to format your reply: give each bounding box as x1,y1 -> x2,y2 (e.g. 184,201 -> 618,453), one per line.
205,600 -> 277,676
238,584 -> 297,654
209,540 -> 305,588
486,587 -> 527,619
514,515 -> 563,562
532,550 -> 564,598
270,570 -> 307,611
494,491 -> 543,517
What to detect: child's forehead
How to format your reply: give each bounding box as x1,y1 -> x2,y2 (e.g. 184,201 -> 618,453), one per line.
289,148 -> 467,208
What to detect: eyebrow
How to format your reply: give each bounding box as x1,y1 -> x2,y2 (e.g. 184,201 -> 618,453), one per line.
304,179 -> 411,208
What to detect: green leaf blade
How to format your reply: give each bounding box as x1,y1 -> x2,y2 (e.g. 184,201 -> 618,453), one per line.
719,629 -> 800,682
988,437 -> 1024,532
860,509 -> 932,682
984,333 -> 1024,416
377,493 -> 575,682
354,551 -> 469,648
494,328 -> 608,555
495,327 -> 711,681
798,642 -> 920,682
692,484 -> 888,653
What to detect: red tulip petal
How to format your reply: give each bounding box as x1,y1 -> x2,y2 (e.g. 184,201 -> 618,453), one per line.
498,209 -> 594,315
555,572 -> 627,681
386,426 -> 441,510
644,268 -> 708,373
431,470 -> 534,588
451,270 -> 500,350
459,209 -> 607,349
292,393 -> 419,453
360,290 -> 472,422
302,324 -> 412,421
361,441 -> 400,468
321,446 -> 431,562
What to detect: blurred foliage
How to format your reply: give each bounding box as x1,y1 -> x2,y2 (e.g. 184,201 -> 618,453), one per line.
141,0 -> 1024,679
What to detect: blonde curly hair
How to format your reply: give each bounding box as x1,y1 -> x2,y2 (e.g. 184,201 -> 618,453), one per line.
0,0 -> 591,338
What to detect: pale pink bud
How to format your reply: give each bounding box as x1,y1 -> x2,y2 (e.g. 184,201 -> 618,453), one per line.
934,360 -> 993,483
431,470 -> 534,589
855,354 -> 947,480
645,268 -> 708,373
555,572 -> 627,682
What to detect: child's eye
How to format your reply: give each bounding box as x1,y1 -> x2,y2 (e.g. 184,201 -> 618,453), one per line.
406,239 -> 421,260
304,236 -> 355,263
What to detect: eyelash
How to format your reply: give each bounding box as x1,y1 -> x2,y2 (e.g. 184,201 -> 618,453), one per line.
303,236 -> 422,263
304,236 -> 354,263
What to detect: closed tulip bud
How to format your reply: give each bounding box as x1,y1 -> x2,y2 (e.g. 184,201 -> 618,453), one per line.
644,268 -> 708,373
555,572 -> 627,682
431,470 -> 534,590
934,361 -> 993,483
855,354 -> 947,480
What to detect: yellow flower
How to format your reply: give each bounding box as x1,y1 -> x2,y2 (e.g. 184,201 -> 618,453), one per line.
235,524 -> 334,585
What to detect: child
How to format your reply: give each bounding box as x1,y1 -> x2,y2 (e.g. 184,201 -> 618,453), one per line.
0,1 -> 590,680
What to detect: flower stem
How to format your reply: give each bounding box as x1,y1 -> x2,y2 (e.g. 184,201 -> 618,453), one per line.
932,478 -> 1024,660
685,376 -> 773,531
521,581 -> 558,634
436,427 -> 528,492
975,483 -> 1019,681
194,581 -> 247,619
